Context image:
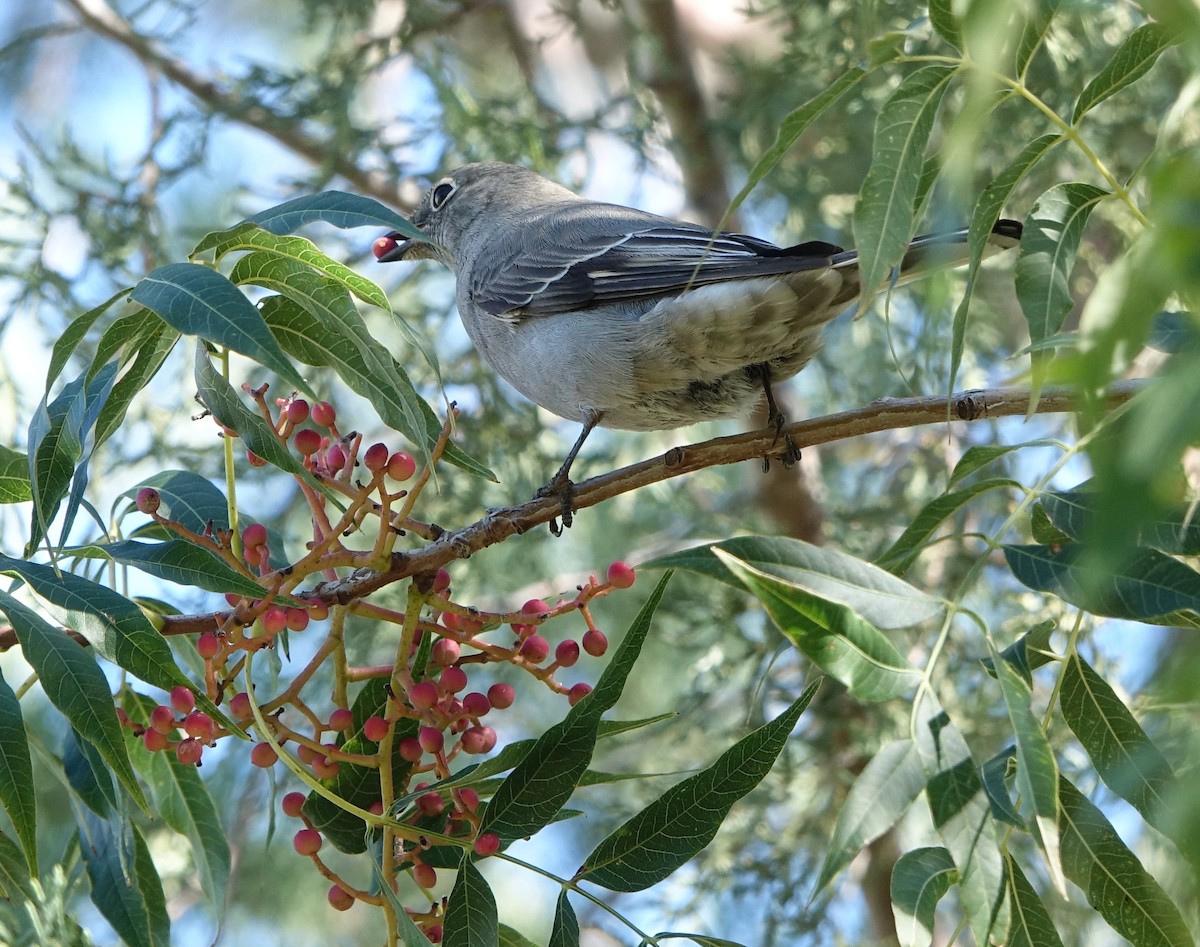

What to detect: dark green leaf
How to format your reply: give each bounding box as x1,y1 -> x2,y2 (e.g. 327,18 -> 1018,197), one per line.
927,0 -> 960,48
93,320 -> 180,450
0,590 -> 145,808
45,288 -> 132,389
816,738 -> 925,891
1058,776 -> 1191,946
980,620 -> 1057,685
1041,486 -> 1200,555
0,445 -> 31,504
1013,0 -> 1057,76
81,814 -> 170,947
947,440 -> 1060,488
120,470 -> 231,534
891,846 -> 956,947
132,262 -> 312,396
1072,23 -> 1177,122
498,925 -> 540,947
1005,854 -> 1065,947
480,574 -> 670,841
576,681 -> 818,891
0,666 -> 36,874
853,65 -> 957,306
64,725 -> 118,817
26,371 -> 87,554
443,855 -> 498,947
243,190 -> 424,239
980,748 -> 1025,828
66,539 -> 268,600
0,828 -> 35,901
549,891 -> 579,947
1146,311 -> 1200,354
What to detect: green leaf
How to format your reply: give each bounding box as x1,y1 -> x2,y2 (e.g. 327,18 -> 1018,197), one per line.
0,667 -> 36,874
443,855 -> 498,947
1147,311 -> 1200,354
980,620 -> 1057,685
927,0 -> 961,49
891,846 -> 956,947
26,371 -> 87,554
480,574 -> 670,841
66,539 -> 267,600
45,289 -> 131,389
577,682 -> 818,891
714,551 -> 921,701
1072,23 -> 1177,123
853,65 -> 957,305
64,725 -> 118,817
656,936 -> 748,947
243,190 -> 425,240
498,925 -> 540,947
876,478 -> 1019,574
1004,543 -> 1200,621
548,891 -> 579,947
947,439 -> 1061,488
121,470 -> 231,534
980,748 -> 1025,828
816,739 -> 926,892
93,320 -> 181,450
1040,486 -> 1200,556
1058,775 -> 1191,946
1012,0 -> 1057,76
1060,652 -> 1175,835
950,134 -> 1064,389
0,590 -> 145,808
81,814 -> 170,947
0,828 -> 35,901
132,262 -> 312,396
1005,854 -> 1065,947
0,445 -> 31,503
649,536 -> 943,629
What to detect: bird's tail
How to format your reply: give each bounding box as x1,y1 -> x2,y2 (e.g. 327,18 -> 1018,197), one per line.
832,218 -> 1023,287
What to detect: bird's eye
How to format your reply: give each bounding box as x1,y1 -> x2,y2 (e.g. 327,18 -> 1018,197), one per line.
430,180 -> 456,210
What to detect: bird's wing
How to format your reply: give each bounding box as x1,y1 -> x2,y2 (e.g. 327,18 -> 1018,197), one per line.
467,202 -> 843,318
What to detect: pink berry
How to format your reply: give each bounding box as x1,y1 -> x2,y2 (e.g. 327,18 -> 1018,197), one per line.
196,632 -> 220,659
412,863 -> 437,889
555,639 -> 580,667
582,629 -> 608,657
312,756 -> 340,779
308,599 -> 329,621
285,608 -> 309,632
417,792 -> 445,817
115,707 -> 131,728
521,599 -> 550,618
457,788 -> 480,812
229,692 -> 253,721
282,791 -> 306,818
328,708 -> 353,732
462,691 -> 490,717
293,828 -> 322,855
363,441 -> 389,472
473,832 -> 501,857
242,523 -> 267,549
294,428 -> 321,456
150,704 -> 176,735
297,744 -> 318,764
418,726 -> 444,754
372,235 -> 399,260
433,568 -> 451,593
432,638 -> 460,666
363,715 -> 389,742
387,451 -> 416,482
568,682 -> 593,706
142,729 -> 169,752
426,924 -> 443,943
311,401 -> 336,427
170,686 -> 195,714
607,560 -> 637,589
246,450 -> 266,468
262,608 -> 287,635
398,737 -> 424,762
224,592 -> 242,607
460,726 -> 496,755
135,487 -> 160,514
408,681 -> 440,711
250,742 -> 278,768
287,399 -> 310,424
176,738 -> 203,766
439,666 -> 468,694
183,711 -> 215,742
325,443 -> 347,472
487,683 -> 515,710
327,884 -> 354,911
519,634 -> 550,664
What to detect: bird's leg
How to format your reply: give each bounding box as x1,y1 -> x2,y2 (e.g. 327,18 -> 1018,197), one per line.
753,364 -> 801,471
537,409 -> 603,536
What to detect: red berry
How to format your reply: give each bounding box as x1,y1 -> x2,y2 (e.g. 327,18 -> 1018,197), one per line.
568,682 -> 593,706
412,863 -> 437,889
473,832 -> 501,857
293,828 -> 322,855
398,737 -> 424,762
417,792 -> 445,817
418,726 -> 444,754
150,704 -> 176,735
312,756 -> 340,779
115,707 -> 131,728
325,443 -> 347,472
607,560 -> 637,589
297,744 -> 318,764
426,924 -> 443,943
282,791 -> 306,818
521,598 -> 550,618
363,441 -> 389,471
142,728 -> 169,752
294,427 -> 321,456
457,788 -> 480,812
311,401 -> 336,427
246,450 -> 266,468
439,666 -> 468,693
387,451 -> 416,482
328,708 -> 353,732
462,691 -> 490,717
432,568 -> 451,593
432,638 -> 460,666
242,523 -> 268,549
363,715 -> 390,742
372,235 -> 399,260
230,692 -> 253,721
327,884 -> 354,911
170,686 -> 195,714
196,632 -> 220,659
555,639 -> 580,667
262,608 -> 287,635
408,681 -> 439,711
307,599 -> 330,621
582,629 -> 608,657
135,487 -> 160,515
287,399 -> 310,424
460,726 -> 496,755
224,592 -> 241,608
176,738 -> 203,766
519,634 -> 550,664
250,742 -> 278,768
487,683 -> 515,710
285,608 -> 310,632
183,711 -> 215,742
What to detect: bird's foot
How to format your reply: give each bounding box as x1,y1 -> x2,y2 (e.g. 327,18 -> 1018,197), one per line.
761,408 -> 801,472
535,472 -> 575,537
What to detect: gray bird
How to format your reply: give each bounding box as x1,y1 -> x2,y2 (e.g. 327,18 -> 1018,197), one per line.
375,162 -> 1021,529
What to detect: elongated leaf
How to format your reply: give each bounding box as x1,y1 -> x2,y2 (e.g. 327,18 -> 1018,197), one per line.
0,828 -> 34,901
243,190 -> 424,239
816,739 -> 926,891
927,0 -> 960,48
1060,652 -> 1175,834
64,724 -> 118,817
46,288 -> 132,389
1147,311 -> 1200,354
54,361 -> 119,554
443,855 -> 498,947
650,536 -> 943,629
1005,854 -> 1065,947
481,574 -> 670,841
549,891 -> 579,947
0,445 -> 31,503
93,321 -> 181,449
81,814 -> 170,947
877,478 -> 1019,574
132,262 -> 312,395
577,681 -> 818,891
1041,486 -> 1200,556
1073,23 -> 1177,122
948,439 -> 1062,488
853,65 -> 957,304
1004,543 -> 1200,621
26,370 -> 86,554
121,470 -> 230,534
0,667 -> 36,874
891,846 -> 957,947
715,551 -> 920,701
1013,0 -> 1057,76
980,747 -> 1025,828
1058,776 -> 1191,946
66,539 -> 267,600
0,590 -> 145,808
980,620 -> 1057,685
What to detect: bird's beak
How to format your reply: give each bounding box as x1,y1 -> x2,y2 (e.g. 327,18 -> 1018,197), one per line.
373,232 -> 413,263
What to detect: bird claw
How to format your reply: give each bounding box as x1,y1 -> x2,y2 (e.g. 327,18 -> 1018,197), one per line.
536,475 -> 575,536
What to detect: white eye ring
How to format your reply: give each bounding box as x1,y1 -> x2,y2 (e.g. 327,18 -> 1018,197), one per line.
430,179 -> 456,210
